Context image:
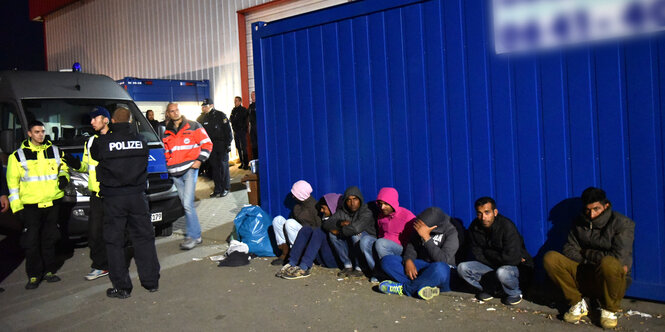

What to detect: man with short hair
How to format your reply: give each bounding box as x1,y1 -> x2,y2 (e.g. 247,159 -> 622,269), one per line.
457,197 -> 533,305
146,110 -> 159,130
544,187 -> 635,329
79,106 -> 111,281
6,120 -> 71,289
163,102 -> 212,250
197,98 -> 232,197
91,107 -> 160,299
229,96 -> 249,170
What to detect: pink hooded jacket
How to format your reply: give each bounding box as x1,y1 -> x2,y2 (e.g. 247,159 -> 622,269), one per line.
376,187 -> 416,246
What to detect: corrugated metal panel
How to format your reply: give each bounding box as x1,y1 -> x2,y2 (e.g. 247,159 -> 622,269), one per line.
253,0 -> 665,301
44,0 -> 271,118
243,0 -> 350,94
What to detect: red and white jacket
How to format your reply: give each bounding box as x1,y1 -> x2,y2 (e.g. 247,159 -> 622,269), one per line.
163,117 -> 212,177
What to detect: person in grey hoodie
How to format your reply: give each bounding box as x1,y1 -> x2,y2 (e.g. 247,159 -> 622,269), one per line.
322,186 -> 376,278
378,207 -> 459,300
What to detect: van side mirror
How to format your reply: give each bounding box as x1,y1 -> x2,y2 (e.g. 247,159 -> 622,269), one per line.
0,130 -> 14,153
157,125 -> 166,140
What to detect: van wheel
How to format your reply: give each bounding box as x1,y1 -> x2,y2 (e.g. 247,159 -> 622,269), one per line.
155,224 -> 173,237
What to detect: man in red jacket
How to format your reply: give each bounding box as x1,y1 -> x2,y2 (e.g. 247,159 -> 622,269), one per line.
163,103 -> 212,250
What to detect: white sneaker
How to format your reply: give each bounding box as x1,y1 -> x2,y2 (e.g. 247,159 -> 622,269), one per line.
180,237 -> 202,250
85,269 -> 109,281
563,299 -> 588,324
600,308 -> 618,329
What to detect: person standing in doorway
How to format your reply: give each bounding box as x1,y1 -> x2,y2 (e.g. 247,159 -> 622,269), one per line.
248,91 -> 258,159
230,96 -> 249,170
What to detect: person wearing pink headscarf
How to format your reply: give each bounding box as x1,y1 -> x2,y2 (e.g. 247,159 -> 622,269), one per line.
271,180 -> 320,265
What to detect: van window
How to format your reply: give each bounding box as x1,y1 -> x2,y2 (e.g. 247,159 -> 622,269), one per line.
0,102 -> 22,154
20,99 -> 160,146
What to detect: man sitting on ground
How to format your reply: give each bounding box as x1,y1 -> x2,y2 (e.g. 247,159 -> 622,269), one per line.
457,197 -> 533,305
379,207 -> 458,300
543,187 -> 635,329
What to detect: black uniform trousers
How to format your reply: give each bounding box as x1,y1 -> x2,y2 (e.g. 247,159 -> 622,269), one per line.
20,202 -> 61,278
209,143 -> 230,193
234,131 -> 248,167
103,192 -> 160,291
88,194 -> 108,270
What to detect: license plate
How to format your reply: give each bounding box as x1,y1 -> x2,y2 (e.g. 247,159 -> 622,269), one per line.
151,212 -> 163,223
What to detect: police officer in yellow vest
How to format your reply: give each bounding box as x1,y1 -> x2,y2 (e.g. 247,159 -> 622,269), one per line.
6,120 -> 71,289
78,107 -> 111,281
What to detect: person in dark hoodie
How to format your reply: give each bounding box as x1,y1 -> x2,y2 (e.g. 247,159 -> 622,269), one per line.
277,193 -> 342,279
271,180 -> 321,265
457,197 -> 533,306
543,187 -> 634,329
359,187 -> 415,281
322,186 -> 376,278
378,207 -> 458,300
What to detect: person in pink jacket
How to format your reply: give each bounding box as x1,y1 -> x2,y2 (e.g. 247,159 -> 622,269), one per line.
359,187 -> 415,281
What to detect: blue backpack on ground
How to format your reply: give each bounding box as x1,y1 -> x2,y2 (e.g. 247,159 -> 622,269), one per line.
233,205 -> 276,257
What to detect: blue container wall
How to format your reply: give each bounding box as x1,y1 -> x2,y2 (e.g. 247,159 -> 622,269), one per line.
253,0 -> 665,301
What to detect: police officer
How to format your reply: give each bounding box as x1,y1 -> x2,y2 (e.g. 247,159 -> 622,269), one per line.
6,120 -> 71,289
197,98 -> 232,197
78,106 -> 111,281
91,107 -> 160,299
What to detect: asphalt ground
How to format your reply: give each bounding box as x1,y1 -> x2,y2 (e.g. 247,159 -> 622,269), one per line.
1,165 -> 664,331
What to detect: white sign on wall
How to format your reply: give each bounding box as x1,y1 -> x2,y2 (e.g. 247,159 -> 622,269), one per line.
492,0 -> 665,54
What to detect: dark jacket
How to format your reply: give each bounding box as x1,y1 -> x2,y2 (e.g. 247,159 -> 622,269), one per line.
291,196 -> 322,228
197,109 -> 232,149
562,207 -> 635,271
403,207 -> 459,265
322,186 -> 376,237
468,214 -> 534,269
91,123 -> 148,197
248,102 -> 257,139
1,167 -> 8,196
230,105 -> 248,133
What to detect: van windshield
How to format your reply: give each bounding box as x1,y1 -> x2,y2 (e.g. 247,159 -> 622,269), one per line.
21,99 -> 160,146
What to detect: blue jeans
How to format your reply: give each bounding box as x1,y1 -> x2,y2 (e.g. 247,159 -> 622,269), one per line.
288,226 -> 337,270
359,235 -> 377,270
381,255 -> 451,297
360,236 -> 403,271
457,260 -> 521,297
375,238 -> 403,259
328,231 -> 366,269
173,168 -> 201,239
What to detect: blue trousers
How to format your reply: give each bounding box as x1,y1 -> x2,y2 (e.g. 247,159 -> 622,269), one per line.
328,231 -> 366,269
288,226 -> 337,270
381,255 -> 451,297
457,260 -> 522,297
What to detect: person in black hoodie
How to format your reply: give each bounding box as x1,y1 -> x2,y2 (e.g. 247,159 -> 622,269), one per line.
457,197 -> 533,306
91,107 -> 160,299
379,207 -> 459,300
322,186 -> 376,278
229,96 -> 249,169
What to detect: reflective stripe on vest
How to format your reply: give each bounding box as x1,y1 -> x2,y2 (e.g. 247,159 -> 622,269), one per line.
16,145 -> 62,182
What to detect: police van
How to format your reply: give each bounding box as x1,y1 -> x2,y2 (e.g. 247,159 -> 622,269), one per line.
0,70 -> 183,238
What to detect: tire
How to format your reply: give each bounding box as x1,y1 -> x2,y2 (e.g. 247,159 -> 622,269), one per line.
154,224 -> 173,237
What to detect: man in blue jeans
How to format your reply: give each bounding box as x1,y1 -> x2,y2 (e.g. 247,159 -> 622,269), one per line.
322,186 -> 376,278
457,197 -> 534,305
163,103 -> 212,250
379,207 -> 459,300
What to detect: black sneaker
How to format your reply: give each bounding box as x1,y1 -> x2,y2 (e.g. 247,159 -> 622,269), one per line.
347,269 -> 365,278
25,277 -> 41,290
270,257 -> 285,266
221,190 -> 229,197
503,294 -> 522,305
210,192 -> 221,198
476,292 -> 494,301
43,272 -> 61,283
337,268 -> 354,278
106,288 -> 131,299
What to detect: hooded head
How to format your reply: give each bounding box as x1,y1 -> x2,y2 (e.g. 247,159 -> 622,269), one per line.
376,187 -> 399,216
291,180 -> 313,202
317,193 -> 343,217
342,186 -> 364,214
417,207 -> 451,233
